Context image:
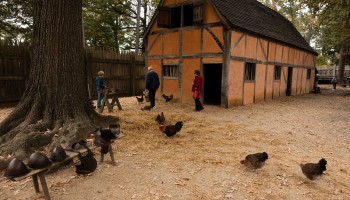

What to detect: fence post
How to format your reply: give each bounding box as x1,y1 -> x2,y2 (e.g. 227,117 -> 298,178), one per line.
130,54 -> 136,96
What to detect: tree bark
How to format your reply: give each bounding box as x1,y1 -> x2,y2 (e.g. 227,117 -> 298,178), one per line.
0,0 -> 117,168
338,44 -> 346,84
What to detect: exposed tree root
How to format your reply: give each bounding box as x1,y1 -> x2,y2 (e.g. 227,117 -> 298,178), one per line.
0,100 -> 118,170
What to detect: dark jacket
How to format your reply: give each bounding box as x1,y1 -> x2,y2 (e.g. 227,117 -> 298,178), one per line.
95,76 -> 105,91
146,71 -> 160,90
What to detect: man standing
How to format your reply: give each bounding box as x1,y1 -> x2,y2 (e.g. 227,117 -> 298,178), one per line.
146,66 -> 160,109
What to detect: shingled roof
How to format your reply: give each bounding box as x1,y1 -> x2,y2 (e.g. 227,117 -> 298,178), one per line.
209,0 -> 317,54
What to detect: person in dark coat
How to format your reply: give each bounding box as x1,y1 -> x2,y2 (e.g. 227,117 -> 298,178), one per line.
331,77 -> 337,90
146,66 -> 160,109
95,71 -> 107,109
192,70 -> 204,111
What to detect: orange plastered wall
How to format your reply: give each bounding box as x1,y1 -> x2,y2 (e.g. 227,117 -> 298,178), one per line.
291,68 -> 298,95
275,44 -> 283,63
255,64 -> 266,103
280,66 -> 287,96
203,27 -> 223,53
163,58 -> 179,65
203,57 -> 223,63
301,68 -> 307,94
273,81 -> 280,99
183,29 -> 201,55
282,46 -> 289,63
231,31 -> 245,57
243,82 -> 254,105
148,34 -> 162,56
296,68 -> 302,95
162,79 -> 179,98
265,65 -> 274,100
245,35 -> 257,59
204,1 -> 221,23
182,58 -> 200,103
257,39 -> 268,62
229,60 -> 244,106
268,42 -> 276,62
288,48 -> 295,65
164,32 -> 180,55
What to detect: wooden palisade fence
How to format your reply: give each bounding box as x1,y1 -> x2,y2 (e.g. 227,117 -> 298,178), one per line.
0,42 -> 146,104
0,41 -> 30,103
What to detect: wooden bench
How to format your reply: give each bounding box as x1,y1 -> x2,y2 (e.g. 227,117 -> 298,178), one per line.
10,143 -> 116,200
99,88 -> 123,113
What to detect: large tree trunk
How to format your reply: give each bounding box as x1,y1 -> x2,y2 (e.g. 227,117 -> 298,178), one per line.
0,0 -> 116,168
337,44 -> 346,84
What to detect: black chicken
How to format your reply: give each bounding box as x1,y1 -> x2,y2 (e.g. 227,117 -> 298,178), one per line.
93,128 -> 115,154
162,94 -> 173,102
158,121 -> 183,137
136,94 -> 144,103
300,158 -> 327,180
155,112 -> 165,124
240,152 -> 269,169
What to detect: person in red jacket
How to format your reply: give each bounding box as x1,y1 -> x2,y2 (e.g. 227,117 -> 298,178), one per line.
192,70 -> 204,111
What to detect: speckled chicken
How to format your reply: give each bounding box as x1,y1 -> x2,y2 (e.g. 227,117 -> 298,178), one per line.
135,94 -> 144,103
158,121 -> 183,137
300,158 -> 327,180
240,152 -> 268,169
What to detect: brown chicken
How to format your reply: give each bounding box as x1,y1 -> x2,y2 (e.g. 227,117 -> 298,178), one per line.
162,94 -> 173,102
135,94 -> 144,103
158,121 -> 183,137
300,158 -> 327,180
155,112 -> 165,124
240,152 -> 268,169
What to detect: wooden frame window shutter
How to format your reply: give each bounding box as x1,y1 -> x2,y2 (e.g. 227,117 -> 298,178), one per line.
157,7 -> 172,28
193,3 -> 203,24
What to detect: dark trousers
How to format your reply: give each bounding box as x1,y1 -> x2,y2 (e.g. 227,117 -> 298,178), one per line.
148,88 -> 157,107
332,83 -> 337,89
195,98 -> 204,111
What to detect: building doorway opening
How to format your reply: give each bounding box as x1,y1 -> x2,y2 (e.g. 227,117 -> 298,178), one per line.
286,67 -> 293,96
203,64 -> 222,105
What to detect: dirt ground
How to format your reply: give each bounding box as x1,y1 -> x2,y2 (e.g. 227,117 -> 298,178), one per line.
1,84 -> 350,200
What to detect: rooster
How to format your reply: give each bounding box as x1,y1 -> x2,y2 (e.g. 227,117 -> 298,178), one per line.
158,121 -> 183,137
135,94 -> 144,103
162,94 -> 173,102
155,112 -> 165,124
240,152 -> 268,169
300,158 -> 327,180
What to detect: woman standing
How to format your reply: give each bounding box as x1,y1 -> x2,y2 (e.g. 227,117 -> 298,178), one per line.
192,70 -> 204,111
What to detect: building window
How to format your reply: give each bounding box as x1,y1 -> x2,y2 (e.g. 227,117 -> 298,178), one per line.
163,65 -> 179,78
307,69 -> 311,79
244,62 -> 256,81
193,3 -> 203,24
157,2 -> 203,28
275,65 -> 281,80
